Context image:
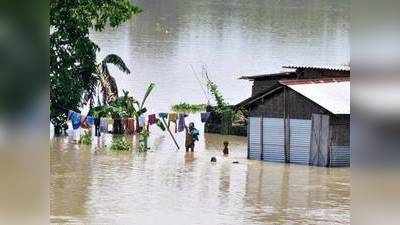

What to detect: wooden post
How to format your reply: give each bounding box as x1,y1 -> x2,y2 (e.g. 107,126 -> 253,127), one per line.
260,116 -> 264,160
161,117 -> 180,150
283,86 -> 290,163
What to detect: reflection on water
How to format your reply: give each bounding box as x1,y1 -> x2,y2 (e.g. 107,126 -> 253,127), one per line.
51,125 -> 349,225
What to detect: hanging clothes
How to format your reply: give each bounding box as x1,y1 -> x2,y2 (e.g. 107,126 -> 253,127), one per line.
138,115 -> 146,127
178,113 -> 186,132
100,118 -> 108,132
168,113 -> 178,122
70,112 -> 81,130
94,117 -> 101,136
106,117 -> 114,125
113,118 -> 124,134
168,113 -> 178,133
124,118 -> 135,134
86,116 -> 95,127
200,112 -> 211,123
158,112 -> 168,119
68,110 -> 73,120
148,114 -> 157,125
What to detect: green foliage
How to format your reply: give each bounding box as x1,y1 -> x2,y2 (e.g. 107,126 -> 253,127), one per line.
110,136 -> 132,151
171,103 -> 206,113
138,129 -> 150,151
92,83 -> 155,120
207,80 -> 228,110
50,0 -> 141,135
79,131 -> 92,145
206,78 -> 242,134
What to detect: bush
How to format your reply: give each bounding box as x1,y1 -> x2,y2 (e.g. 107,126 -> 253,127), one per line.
110,136 -> 132,151
79,131 -> 92,145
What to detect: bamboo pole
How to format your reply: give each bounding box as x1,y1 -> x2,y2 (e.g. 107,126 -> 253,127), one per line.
161,117 -> 180,150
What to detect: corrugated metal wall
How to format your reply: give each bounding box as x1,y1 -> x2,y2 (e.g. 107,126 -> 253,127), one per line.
248,116 -> 350,167
330,146 -> 351,167
289,119 -> 312,165
262,118 -> 285,162
248,117 -> 262,160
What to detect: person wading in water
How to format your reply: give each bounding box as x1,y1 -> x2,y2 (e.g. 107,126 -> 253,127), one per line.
185,122 -> 199,152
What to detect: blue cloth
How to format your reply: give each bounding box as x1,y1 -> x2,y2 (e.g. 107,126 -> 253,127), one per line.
192,128 -> 199,141
70,112 -> 81,130
68,110 -> 73,120
86,116 -> 95,126
178,114 -> 186,132
158,112 -> 168,119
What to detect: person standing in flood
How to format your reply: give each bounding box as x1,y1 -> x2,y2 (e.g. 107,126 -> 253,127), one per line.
185,122 -> 199,152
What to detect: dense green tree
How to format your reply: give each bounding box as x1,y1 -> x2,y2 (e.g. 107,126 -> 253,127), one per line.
50,0 -> 141,135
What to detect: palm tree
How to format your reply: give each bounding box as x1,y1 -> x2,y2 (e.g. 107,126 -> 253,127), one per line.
84,54 -> 131,106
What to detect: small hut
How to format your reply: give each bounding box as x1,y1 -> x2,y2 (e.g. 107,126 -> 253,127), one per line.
237,65 -> 350,167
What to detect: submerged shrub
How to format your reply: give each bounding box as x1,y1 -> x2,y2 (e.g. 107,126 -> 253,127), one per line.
79,131 -> 92,145
138,129 -> 150,152
110,136 -> 132,151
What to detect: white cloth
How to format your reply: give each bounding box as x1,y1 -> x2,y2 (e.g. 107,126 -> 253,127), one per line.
100,118 -> 108,132
138,116 -> 146,127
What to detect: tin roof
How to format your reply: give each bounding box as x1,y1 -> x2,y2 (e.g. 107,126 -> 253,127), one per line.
282,65 -> 350,71
279,79 -> 350,114
239,72 -> 295,80
239,65 -> 350,80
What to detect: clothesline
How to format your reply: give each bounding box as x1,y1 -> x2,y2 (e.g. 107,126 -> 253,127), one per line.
66,109 -> 211,134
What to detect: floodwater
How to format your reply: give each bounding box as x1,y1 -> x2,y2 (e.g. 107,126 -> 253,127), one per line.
51,0 -> 350,224
90,0 -> 350,112
51,124 -> 350,225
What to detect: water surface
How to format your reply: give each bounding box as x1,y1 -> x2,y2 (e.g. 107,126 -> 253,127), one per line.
51,129 -> 350,225
90,0 -> 349,112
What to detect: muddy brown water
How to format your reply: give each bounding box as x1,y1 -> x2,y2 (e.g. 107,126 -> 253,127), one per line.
90,0 -> 350,113
51,115 -> 350,225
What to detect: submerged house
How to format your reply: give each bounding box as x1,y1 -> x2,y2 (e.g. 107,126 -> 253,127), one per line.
236,65 -> 350,167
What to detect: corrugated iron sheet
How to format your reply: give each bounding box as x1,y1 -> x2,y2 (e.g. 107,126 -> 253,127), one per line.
248,117 -> 262,160
330,146 -> 351,167
282,80 -> 350,114
289,119 -> 312,165
283,65 -> 350,71
262,118 -> 285,162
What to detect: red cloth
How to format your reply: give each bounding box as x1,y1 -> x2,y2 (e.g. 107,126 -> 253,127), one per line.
124,118 -> 135,134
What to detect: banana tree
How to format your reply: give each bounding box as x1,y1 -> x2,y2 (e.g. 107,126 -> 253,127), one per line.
100,83 -> 155,133
120,83 -> 155,132
84,54 -> 131,107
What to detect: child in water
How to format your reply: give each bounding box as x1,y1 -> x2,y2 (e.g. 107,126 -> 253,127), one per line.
185,122 -> 199,152
223,141 -> 229,155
